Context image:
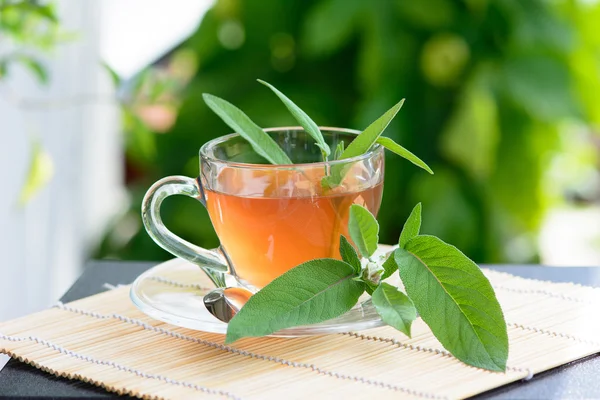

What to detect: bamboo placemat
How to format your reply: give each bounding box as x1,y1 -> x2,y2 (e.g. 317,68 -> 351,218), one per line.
3,265 -> 600,399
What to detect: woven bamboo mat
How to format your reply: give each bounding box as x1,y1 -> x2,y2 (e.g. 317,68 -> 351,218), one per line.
3,265 -> 600,400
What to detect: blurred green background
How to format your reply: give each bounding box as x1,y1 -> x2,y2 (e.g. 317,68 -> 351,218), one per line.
94,0 -> 600,264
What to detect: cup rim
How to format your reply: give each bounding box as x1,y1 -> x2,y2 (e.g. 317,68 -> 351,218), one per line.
199,126 -> 383,169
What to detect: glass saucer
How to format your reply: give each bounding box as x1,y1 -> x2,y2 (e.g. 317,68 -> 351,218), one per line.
130,257 -> 388,337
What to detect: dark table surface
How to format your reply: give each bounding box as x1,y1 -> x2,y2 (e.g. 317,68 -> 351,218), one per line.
1,261 -> 600,399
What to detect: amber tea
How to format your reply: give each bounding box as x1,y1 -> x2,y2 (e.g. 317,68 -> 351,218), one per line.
206,180 -> 383,288
142,128 -> 385,289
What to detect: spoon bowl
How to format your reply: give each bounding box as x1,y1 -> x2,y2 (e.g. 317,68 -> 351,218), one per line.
204,286 -> 254,323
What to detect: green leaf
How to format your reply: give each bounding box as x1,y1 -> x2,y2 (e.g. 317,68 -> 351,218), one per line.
257,79 -> 330,157
321,101 -> 431,190
340,99 -> 404,160
202,93 -> 292,165
399,203 -> 422,249
339,235 -> 361,274
320,100 -> 410,190
381,254 -> 398,280
348,204 -> 379,258
376,136 -> 433,174
226,259 -> 364,343
395,236 -> 508,371
19,138 -> 54,205
371,283 -> 417,337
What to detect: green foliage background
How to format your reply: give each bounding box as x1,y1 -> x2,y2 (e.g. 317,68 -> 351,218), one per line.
96,0 -> 600,264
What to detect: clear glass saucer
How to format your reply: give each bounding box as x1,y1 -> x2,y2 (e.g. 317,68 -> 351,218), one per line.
130,257 -> 389,337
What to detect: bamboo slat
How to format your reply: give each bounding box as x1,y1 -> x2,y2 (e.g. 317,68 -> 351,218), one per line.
2,264 -> 600,400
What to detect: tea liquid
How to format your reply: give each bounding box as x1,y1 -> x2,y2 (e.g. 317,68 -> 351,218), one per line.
205,183 -> 383,288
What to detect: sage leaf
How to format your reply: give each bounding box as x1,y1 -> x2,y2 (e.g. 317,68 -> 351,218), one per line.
399,203 -> 422,249
376,136 -> 433,175
395,236 -> 508,371
258,79 -> 330,157
339,235 -> 361,274
348,204 -> 379,258
322,100 -> 408,190
203,93 -> 293,165
381,254 -> 398,280
371,283 -> 417,337
339,99 -> 405,160
225,259 -> 364,343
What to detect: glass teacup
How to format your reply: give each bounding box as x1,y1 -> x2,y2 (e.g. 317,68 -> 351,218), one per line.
142,127 -> 384,290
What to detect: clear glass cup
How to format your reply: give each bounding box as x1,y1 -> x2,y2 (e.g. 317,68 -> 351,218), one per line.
142,127 -> 385,290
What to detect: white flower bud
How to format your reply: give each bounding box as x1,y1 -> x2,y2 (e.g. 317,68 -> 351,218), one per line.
362,260 -> 384,285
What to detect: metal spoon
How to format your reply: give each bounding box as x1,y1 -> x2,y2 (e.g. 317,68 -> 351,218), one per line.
204,286 -> 254,323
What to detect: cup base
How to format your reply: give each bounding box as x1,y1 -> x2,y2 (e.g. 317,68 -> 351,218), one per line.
130,255 -> 394,336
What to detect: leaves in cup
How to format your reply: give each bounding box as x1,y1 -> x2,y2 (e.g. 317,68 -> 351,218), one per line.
339,235 -> 361,274
348,204 -> 379,258
339,99 -> 405,160
323,99 -> 433,189
225,259 -> 364,343
322,100 -> 406,189
202,93 -> 292,165
399,202 -> 422,249
371,283 -> 416,337
204,84 -> 432,189
395,235 -> 508,371
376,137 -> 433,175
258,79 -> 331,158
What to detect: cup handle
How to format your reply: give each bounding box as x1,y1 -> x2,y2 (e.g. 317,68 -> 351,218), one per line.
141,175 -> 228,288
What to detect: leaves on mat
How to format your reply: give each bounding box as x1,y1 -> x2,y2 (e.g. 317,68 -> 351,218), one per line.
371,282 -> 417,337
395,236 -> 508,371
226,259 -> 364,343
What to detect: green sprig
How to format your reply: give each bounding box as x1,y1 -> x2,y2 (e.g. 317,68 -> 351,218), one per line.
204,80 -> 434,179
204,80 -> 506,372
225,204 -> 509,372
